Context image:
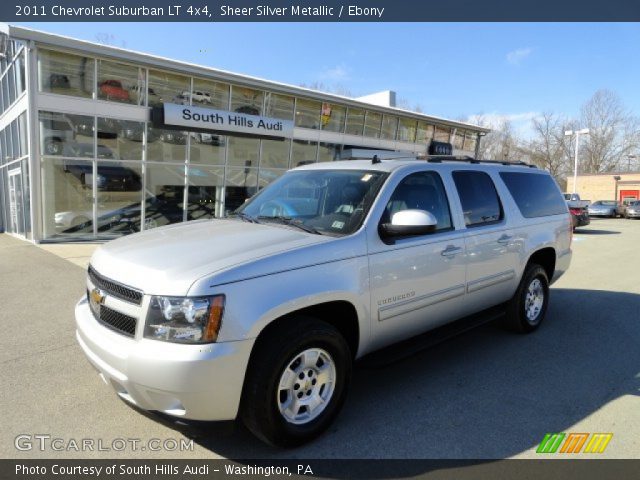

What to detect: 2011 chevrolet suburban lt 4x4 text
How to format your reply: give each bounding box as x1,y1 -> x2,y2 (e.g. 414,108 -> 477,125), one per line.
75,156 -> 572,447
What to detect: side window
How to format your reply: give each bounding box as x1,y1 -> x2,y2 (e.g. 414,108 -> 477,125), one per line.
500,172 -> 568,218
383,171 -> 452,232
452,170 -> 503,227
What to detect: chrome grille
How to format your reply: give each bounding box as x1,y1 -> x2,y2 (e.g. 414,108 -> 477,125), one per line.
88,265 -> 143,305
87,290 -> 137,337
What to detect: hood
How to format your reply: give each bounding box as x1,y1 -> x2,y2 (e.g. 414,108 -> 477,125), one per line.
89,219 -> 332,296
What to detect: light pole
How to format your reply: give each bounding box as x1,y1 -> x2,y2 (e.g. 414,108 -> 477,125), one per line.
565,128 -> 590,194
627,154 -> 637,172
613,175 -> 621,203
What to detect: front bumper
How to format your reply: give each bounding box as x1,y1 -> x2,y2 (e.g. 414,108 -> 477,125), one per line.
75,298 -> 254,421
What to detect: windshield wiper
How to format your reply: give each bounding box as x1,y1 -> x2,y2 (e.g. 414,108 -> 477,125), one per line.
257,216 -> 322,235
230,212 -> 261,224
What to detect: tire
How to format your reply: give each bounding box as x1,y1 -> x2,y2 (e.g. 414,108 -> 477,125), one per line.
503,264 -> 550,333
240,317 -> 352,447
45,139 -> 63,155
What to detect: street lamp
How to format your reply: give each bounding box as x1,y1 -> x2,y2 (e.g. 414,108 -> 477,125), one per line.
565,128 -> 590,194
627,154 -> 637,172
613,175 -> 621,203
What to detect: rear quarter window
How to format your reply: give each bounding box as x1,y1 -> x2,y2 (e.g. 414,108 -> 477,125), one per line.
500,172 -> 568,218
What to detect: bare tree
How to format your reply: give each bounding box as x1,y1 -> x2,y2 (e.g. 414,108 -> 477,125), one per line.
521,112 -> 574,180
579,89 -> 639,173
299,81 -> 353,97
95,33 -> 127,49
472,114 -> 521,161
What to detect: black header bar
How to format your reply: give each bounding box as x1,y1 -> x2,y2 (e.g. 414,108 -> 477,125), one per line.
3,0 -> 640,22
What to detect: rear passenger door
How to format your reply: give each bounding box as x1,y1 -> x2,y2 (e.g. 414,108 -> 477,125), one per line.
451,170 -> 519,313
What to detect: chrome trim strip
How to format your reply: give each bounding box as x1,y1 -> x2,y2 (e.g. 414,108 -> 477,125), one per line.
379,284 -> 466,322
466,270 -> 515,294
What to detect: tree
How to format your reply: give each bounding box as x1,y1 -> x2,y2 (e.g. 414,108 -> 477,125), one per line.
579,90 -> 640,173
522,112 -> 574,180
472,114 -> 521,161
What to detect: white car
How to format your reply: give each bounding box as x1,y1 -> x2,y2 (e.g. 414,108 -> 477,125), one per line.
75,156 -> 572,447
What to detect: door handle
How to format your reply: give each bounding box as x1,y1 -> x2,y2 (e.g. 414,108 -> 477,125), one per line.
497,234 -> 513,245
441,245 -> 463,257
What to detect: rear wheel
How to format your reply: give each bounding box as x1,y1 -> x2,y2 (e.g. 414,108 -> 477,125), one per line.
503,264 -> 549,333
240,317 -> 352,447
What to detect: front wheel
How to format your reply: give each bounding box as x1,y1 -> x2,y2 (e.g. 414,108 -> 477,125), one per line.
240,317 -> 352,447
503,264 -> 550,333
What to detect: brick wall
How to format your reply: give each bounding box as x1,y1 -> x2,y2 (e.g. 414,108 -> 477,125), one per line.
566,173 -> 640,203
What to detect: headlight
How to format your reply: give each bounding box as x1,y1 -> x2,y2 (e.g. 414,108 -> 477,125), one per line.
144,295 -> 225,344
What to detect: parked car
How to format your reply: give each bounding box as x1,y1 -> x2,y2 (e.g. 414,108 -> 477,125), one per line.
624,200 -> 640,219
63,160 -> 141,191
588,200 -> 625,218
76,157 -> 572,447
564,192 -> 590,210
181,89 -> 213,104
569,206 -> 590,230
40,112 -> 76,155
99,79 -> 130,102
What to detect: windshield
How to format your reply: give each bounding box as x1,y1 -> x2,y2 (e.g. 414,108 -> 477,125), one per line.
235,169 -> 387,236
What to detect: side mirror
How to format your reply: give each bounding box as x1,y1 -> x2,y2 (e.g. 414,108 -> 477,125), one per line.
380,209 -> 438,238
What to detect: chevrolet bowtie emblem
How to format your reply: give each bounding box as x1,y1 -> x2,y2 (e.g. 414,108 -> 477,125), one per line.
90,288 -> 105,305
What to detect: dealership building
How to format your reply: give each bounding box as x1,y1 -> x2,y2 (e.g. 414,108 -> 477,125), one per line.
0,24 -> 489,243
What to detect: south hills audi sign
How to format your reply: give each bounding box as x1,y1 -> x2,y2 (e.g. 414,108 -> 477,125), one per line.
155,103 -> 294,139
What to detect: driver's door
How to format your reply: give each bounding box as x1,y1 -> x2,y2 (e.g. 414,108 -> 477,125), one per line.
367,170 -> 467,351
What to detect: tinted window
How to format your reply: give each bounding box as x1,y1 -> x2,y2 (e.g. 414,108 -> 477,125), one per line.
452,171 -> 503,227
500,172 -> 568,218
383,171 -> 452,232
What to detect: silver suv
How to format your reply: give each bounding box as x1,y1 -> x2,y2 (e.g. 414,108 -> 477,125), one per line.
75,156 -> 572,447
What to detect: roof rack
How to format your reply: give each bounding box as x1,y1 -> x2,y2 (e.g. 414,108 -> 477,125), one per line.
416,155 -> 537,168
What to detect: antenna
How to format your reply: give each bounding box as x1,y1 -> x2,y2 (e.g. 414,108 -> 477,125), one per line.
372,155 -> 381,164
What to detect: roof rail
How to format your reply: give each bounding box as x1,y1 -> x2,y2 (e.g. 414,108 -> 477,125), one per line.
416,155 -> 537,168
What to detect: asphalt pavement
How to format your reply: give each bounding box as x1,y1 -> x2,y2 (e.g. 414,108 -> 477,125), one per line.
1,218 -> 638,460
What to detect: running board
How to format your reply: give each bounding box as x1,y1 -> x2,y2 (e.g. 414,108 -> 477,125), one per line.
359,305 -> 506,368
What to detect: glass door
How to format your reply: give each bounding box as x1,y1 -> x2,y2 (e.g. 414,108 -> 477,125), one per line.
8,168 -> 25,236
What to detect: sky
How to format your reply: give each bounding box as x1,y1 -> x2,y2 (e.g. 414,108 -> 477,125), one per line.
16,22 -> 640,136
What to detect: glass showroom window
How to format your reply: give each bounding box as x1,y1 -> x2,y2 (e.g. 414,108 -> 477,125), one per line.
416,121 -> 434,143
41,157 -> 95,239
225,167 -> 258,214
397,118 -> 417,143
258,168 -> 286,189
230,86 -> 263,115
260,138 -> 291,168
146,125 -> 188,163
39,111 -> 94,158
464,132 -> 477,153
318,143 -> 340,163
186,165 -> 224,220
380,115 -> 398,140
364,111 -> 382,138
434,126 -> 451,142
227,136 -> 259,168
453,129 -> 465,149
345,108 -> 365,136
38,49 -> 95,99
191,78 -> 230,110
264,93 -> 294,120
320,103 -> 346,133
95,161 -> 143,237
97,58 -> 145,105
291,140 -> 318,167
295,98 -> 321,129
148,69 -> 190,107
97,118 -> 144,161
189,132 -> 226,165
144,163 -> 186,230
